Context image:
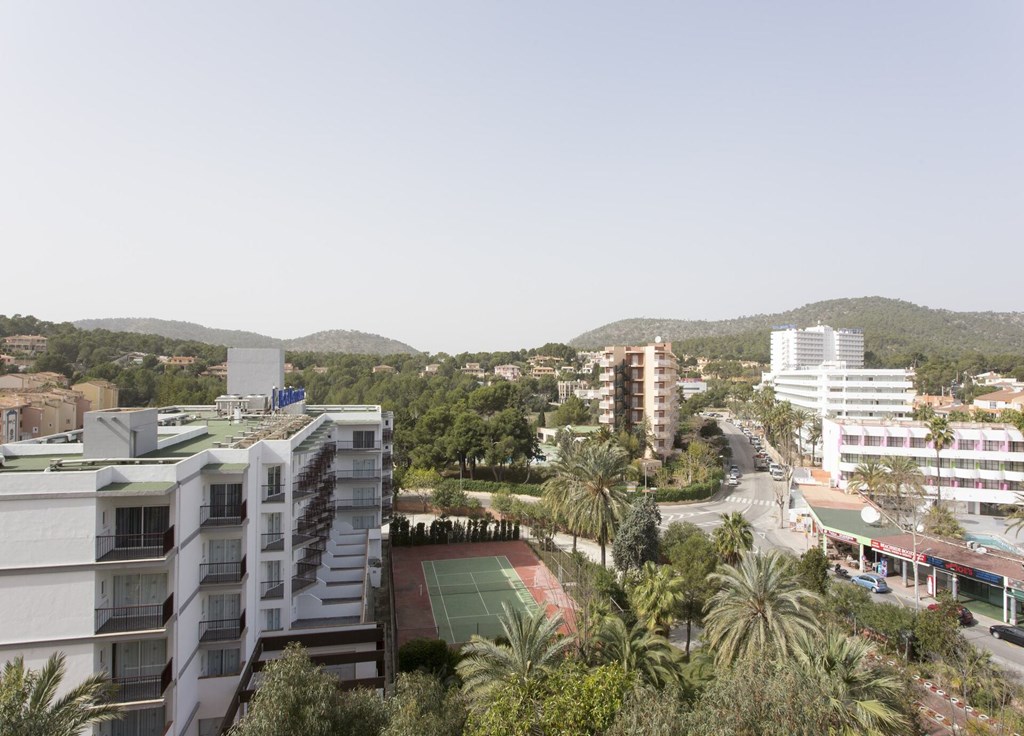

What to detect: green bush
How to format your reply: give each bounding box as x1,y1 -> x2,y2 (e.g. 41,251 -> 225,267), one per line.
398,638 -> 459,676
654,478 -> 720,503
435,478 -> 545,498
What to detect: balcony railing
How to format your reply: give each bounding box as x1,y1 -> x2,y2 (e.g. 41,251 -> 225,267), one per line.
262,484 -> 286,503
95,594 -> 174,634
261,532 -> 285,551
96,527 -> 175,562
200,501 -> 246,528
293,561 -> 317,592
199,611 -> 245,642
110,659 -> 173,703
382,429 -> 393,443
261,580 -> 284,599
335,440 -> 381,451
199,557 -> 246,585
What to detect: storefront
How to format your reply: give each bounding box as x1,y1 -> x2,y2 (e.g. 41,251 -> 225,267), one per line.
821,529 -> 870,571
926,556 -> 1005,608
870,539 -> 926,587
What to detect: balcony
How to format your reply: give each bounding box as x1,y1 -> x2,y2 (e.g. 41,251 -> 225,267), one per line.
332,496 -> 381,510
199,557 -> 246,586
262,484 -> 286,503
199,611 -> 245,642
110,660 -> 173,703
96,527 -> 175,562
261,532 -> 285,551
200,502 -> 246,528
336,440 -> 381,451
335,469 -> 381,480
261,580 -> 284,600
293,562 -> 318,592
95,594 -> 174,634
382,429 -> 393,443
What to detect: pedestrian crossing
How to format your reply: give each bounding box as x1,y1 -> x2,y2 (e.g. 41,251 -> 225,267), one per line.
659,497 -> 775,527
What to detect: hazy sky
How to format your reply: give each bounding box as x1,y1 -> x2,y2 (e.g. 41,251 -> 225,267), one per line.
1,3 -> 1021,354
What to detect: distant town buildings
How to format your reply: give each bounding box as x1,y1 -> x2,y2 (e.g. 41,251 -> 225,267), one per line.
494,364 -> 522,382
372,364 -> 397,375
678,378 -> 708,400
461,362 -> 486,378
1,334 -> 47,355
557,380 -> 581,404
597,341 -> 679,458
72,379 -> 119,411
974,389 -> 1024,413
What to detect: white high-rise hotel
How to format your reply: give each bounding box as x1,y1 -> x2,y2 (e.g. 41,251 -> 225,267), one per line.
766,326 -> 916,420
0,350 -> 392,736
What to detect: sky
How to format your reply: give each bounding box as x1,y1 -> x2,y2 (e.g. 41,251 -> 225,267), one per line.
1,3 -> 1021,354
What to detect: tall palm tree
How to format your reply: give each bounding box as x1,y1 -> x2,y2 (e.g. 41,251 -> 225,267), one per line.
542,432 -> 586,551
0,652 -> 123,736
797,628 -> 912,735
456,602 -> 574,703
846,461 -> 890,502
792,408 -> 814,462
925,417 -> 954,508
1003,492 -> 1024,538
702,551 -> 820,666
592,615 -> 683,688
563,441 -> 630,567
807,416 -> 823,465
712,511 -> 753,565
628,561 -> 685,635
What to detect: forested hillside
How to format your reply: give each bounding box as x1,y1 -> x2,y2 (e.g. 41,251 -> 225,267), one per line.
570,298 -> 1024,363
74,317 -> 419,355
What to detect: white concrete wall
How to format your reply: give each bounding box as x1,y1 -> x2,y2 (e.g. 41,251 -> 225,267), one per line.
0,570 -> 94,642
0,496 -> 96,567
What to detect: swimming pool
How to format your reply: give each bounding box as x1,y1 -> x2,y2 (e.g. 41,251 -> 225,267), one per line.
965,533 -> 1022,554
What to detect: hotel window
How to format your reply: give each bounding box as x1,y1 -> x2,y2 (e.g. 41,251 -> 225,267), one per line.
352,515 -> 377,530
979,460 -> 1001,471
353,430 -> 376,449
984,440 -> 1003,452
264,608 -> 282,631
958,440 -> 977,451
1010,442 -> 1024,453
863,436 -> 882,446
842,435 -> 860,445
885,437 -> 903,447
910,438 -> 926,448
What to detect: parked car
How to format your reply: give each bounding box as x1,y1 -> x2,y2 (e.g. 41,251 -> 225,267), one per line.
990,625 -> 1024,646
851,573 -> 891,593
927,603 -> 975,626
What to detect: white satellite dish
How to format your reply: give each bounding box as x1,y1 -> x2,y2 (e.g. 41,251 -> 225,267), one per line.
860,506 -> 881,525
655,336 -> 662,344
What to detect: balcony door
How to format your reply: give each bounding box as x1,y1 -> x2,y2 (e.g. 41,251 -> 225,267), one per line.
113,639 -> 166,680
113,574 -> 167,608
207,593 -> 241,628
353,459 -> 375,478
210,483 -> 242,512
208,538 -> 242,566
115,506 -> 169,548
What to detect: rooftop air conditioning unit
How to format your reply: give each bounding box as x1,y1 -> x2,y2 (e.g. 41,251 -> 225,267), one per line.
967,541 -> 977,550
976,547 -> 988,555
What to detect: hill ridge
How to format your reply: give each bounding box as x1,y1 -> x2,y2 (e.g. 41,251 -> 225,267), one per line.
73,317 -> 420,355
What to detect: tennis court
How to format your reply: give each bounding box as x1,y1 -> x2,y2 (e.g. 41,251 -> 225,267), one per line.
423,555 -> 540,643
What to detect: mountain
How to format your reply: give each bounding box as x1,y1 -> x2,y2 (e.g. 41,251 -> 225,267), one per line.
569,298 -> 1024,362
74,318 -> 420,355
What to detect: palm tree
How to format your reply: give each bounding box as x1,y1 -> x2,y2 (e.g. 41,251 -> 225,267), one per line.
0,652 -> 123,736
925,417 -> 954,508
456,602 -> 574,703
702,551 -> 820,666
797,628 -> 911,735
792,408 -> 814,462
563,441 -> 630,567
846,461 -> 890,502
542,431 -> 586,551
1003,493 -> 1024,538
807,416 -> 823,465
882,456 -> 925,529
592,615 -> 683,687
712,511 -> 753,565
628,561 -> 685,635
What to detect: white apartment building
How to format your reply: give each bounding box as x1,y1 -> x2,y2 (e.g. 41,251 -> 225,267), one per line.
597,342 -> 679,458
678,379 -> 708,400
0,404 -> 393,736
770,325 -> 864,374
822,417 -> 1024,515
771,365 -> 916,420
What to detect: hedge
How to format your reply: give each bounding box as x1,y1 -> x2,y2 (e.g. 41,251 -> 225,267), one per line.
398,638 -> 460,674
434,478 -> 545,498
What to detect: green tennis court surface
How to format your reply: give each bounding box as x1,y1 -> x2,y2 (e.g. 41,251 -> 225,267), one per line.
423,556 -> 540,643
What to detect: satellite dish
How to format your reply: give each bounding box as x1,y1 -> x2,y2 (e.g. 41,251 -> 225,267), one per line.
860,507 -> 881,525
977,547 -> 988,555
655,336 -> 662,344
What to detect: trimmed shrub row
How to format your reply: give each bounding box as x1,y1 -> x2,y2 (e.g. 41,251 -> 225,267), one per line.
653,477 -> 720,503
434,478 -> 545,498
391,514 -> 521,547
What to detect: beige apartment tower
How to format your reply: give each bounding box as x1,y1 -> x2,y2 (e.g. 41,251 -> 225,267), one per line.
597,341 -> 679,458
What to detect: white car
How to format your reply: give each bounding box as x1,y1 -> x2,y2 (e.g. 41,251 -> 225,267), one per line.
727,476 -> 740,486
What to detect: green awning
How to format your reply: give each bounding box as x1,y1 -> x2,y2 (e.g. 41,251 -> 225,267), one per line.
203,463 -> 249,473
98,481 -> 176,494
